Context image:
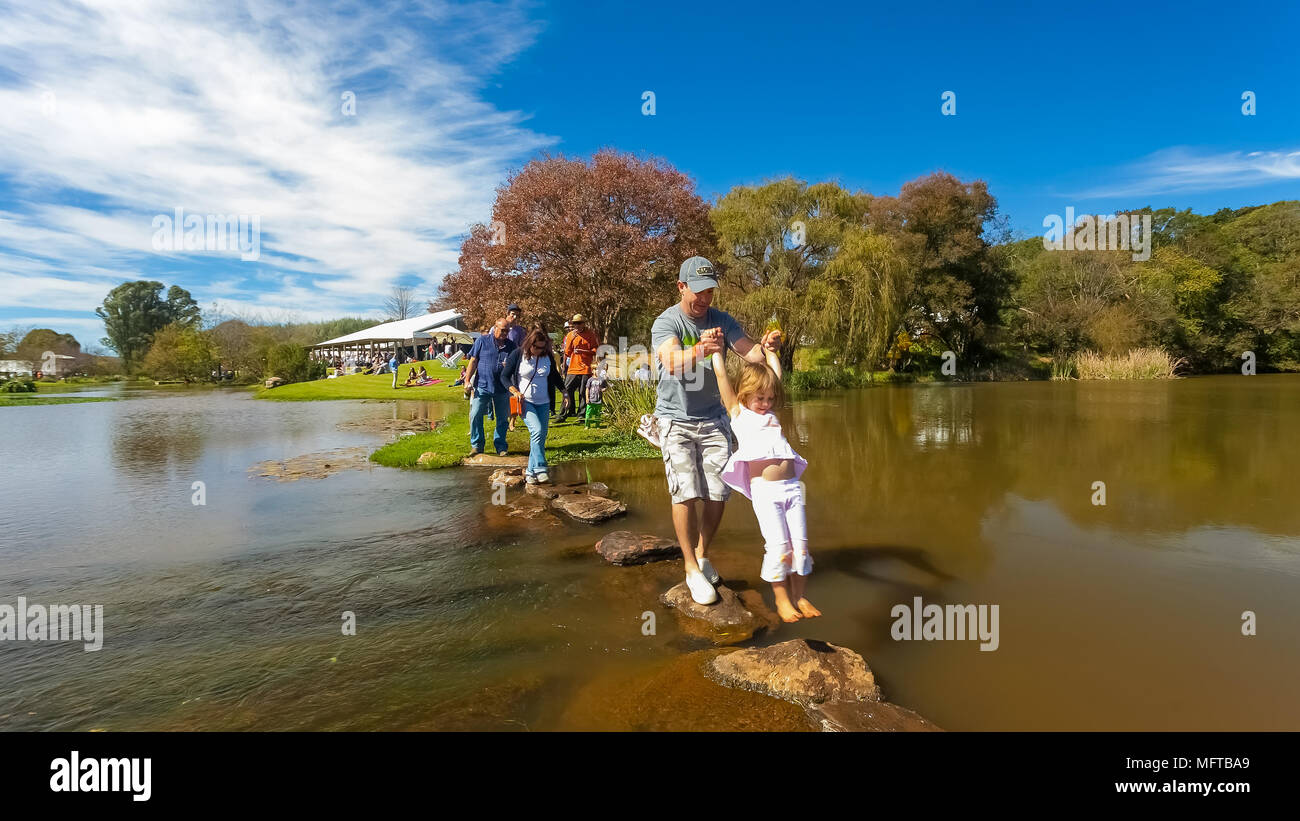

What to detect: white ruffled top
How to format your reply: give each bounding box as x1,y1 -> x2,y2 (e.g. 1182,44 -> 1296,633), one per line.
721,405 -> 807,499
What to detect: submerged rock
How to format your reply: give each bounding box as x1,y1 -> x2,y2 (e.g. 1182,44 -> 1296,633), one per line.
250,447 -> 371,481
595,531 -> 680,565
808,699 -> 942,732
557,650 -> 811,732
705,639 -> 881,704
550,494 -> 626,524
660,582 -> 768,644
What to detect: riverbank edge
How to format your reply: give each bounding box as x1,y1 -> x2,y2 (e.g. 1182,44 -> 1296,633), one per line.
369,410 -> 659,469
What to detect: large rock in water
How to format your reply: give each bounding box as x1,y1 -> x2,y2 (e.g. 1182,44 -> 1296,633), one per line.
704,639 -> 942,731
660,582 -> 769,644
595,531 -> 680,565
550,494 -> 626,524
705,639 -> 881,705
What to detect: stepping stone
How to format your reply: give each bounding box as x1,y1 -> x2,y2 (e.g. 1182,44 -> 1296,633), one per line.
595,531 -> 680,565
659,582 -> 767,644
701,638 -> 941,730
550,494 -> 626,524
489,467 -> 525,487
463,454 -> 528,467
525,484 -> 560,499
704,639 -> 882,705
587,482 -> 610,498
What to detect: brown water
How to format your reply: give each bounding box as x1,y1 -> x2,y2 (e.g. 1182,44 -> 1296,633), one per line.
1,376 -> 1297,731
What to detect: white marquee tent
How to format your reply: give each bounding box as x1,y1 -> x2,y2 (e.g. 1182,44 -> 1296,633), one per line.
311,309 -> 475,362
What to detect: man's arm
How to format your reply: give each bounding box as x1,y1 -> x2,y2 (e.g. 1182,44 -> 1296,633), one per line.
656,335 -> 721,374
731,329 -> 781,365
463,355 -> 479,396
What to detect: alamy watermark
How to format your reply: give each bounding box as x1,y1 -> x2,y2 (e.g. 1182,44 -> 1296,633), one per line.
891,596 -> 999,651
152,207 -> 261,261
0,597 -> 103,651
1043,207 -> 1151,261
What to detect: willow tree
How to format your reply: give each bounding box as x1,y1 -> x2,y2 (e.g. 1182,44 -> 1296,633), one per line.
710,178 -> 870,371
811,228 -> 911,376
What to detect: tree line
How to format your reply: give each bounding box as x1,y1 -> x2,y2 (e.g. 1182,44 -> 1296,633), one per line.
436,150 -> 1300,377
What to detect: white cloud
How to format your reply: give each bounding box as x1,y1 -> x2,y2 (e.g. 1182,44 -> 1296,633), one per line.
1077,147 -> 1300,199
0,0 -> 554,337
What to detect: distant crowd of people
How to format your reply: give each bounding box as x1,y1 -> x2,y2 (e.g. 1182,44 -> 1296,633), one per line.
463,303 -> 626,484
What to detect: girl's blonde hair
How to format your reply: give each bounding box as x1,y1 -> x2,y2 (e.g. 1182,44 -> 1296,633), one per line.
735,361 -> 782,408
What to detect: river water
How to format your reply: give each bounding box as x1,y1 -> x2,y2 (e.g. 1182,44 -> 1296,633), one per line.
1,376 -> 1297,730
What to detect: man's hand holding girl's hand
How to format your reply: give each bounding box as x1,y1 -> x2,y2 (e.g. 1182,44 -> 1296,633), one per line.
761,329 -> 783,352
696,327 -> 724,357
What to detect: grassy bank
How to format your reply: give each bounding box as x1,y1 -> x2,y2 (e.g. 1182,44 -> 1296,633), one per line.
0,394 -> 117,406
256,363 -> 465,401
370,411 -> 658,468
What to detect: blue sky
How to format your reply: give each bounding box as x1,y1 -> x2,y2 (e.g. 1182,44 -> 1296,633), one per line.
2,0 -> 1298,350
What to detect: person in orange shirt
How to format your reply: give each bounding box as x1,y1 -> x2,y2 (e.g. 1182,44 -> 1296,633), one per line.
558,313 -> 599,422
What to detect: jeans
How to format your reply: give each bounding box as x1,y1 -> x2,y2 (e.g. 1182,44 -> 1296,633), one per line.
469,390 -> 510,453
562,373 -> 589,418
523,400 -> 550,477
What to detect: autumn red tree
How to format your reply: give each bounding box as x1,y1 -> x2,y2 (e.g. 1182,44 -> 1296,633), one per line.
433,150 -> 715,342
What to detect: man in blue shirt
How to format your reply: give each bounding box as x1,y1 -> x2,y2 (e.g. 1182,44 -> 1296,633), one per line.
463,318 -> 517,456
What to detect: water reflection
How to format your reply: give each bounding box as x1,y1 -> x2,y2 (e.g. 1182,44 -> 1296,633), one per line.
0,377 -> 1297,731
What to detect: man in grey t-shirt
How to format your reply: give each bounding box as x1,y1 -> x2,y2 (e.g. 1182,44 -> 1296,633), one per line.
651,255 -> 782,605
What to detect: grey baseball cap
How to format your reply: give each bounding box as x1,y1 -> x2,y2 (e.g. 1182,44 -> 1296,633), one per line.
678,256 -> 718,292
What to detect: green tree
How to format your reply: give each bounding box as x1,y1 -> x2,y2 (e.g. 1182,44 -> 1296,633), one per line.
265,343 -> 324,383
141,322 -> 217,382
711,178 -> 870,371
15,328 -> 81,368
868,172 -> 1010,362
97,281 -> 201,371
811,228 -> 911,374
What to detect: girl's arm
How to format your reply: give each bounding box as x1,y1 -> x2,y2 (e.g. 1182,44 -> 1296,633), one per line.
764,347 -> 783,381
711,351 -> 740,416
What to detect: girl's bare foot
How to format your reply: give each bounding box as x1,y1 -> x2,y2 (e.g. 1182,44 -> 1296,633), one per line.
772,579 -> 802,622
796,598 -> 822,618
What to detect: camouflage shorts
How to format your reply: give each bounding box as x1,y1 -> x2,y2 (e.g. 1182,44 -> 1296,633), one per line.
659,415 -> 734,504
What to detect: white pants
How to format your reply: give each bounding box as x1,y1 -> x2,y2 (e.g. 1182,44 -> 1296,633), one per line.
749,477 -> 811,582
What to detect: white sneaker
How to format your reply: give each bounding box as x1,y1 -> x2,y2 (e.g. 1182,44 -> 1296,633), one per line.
536,471 -> 550,484
697,557 -> 721,586
685,569 -> 718,605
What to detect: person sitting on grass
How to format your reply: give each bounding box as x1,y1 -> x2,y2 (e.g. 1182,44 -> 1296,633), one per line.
416,365 -> 429,382
403,368 -> 419,387
710,330 -> 819,623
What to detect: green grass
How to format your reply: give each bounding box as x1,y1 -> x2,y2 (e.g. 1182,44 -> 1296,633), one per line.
369,404 -> 658,468
256,362 -> 466,401
0,394 -> 117,406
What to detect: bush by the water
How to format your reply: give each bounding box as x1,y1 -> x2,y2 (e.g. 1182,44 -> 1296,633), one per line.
601,379 -> 657,437
2,379 -> 37,393
265,343 -> 326,384
786,367 -> 863,392
1070,348 -> 1185,380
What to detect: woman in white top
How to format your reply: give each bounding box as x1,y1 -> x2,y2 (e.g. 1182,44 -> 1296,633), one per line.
503,324 -> 566,484
711,331 -> 818,623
